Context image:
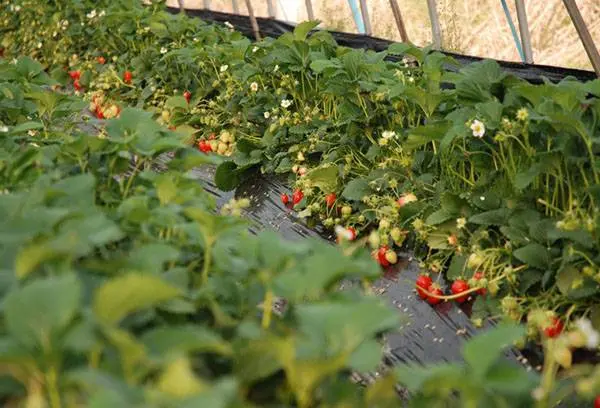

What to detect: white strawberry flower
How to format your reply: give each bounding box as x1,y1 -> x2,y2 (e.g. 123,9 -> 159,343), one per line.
281,99 -> 292,109
250,82 -> 259,92
160,47 -> 168,54
575,318 -> 599,349
0,126 -> 8,133
263,111 -> 271,119
252,46 -> 259,53
470,120 -> 485,138
220,64 -> 228,73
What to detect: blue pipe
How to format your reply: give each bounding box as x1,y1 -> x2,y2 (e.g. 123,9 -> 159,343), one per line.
347,0 -> 365,34
500,0 -> 526,63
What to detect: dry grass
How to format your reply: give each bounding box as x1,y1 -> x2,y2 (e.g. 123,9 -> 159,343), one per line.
167,0 -> 600,71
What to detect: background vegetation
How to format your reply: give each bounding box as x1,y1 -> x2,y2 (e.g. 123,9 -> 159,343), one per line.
170,0 -> 600,71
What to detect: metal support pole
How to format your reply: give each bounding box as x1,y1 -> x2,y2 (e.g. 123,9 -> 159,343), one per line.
305,0 -> 315,21
358,0 -> 372,35
563,0 -> 600,76
203,0 -> 210,9
232,0 -> 239,14
514,0 -> 533,63
244,0 -> 261,40
426,0 -> 442,50
347,0 -> 366,33
388,0 -> 409,43
267,0 -> 276,18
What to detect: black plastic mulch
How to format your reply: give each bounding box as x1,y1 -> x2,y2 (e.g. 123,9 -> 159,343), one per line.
188,165 -> 531,370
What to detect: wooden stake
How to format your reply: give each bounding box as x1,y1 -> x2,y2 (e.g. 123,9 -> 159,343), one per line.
426,0 -> 442,50
232,0 -> 239,14
244,0 -> 261,40
267,0 -> 276,18
358,0 -> 372,36
388,0 -> 409,43
203,0 -> 211,9
305,0 -> 315,21
562,0 -> 600,76
177,0 -> 185,14
514,0 -> 533,63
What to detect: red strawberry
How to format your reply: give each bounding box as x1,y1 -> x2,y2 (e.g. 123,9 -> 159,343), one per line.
594,395 -> 600,408
427,285 -> 443,305
451,279 -> 470,303
123,70 -> 133,84
69,70 -> 81,80
97,56 -> 106,64
281,193 -> 290,205
184,90 -> 192,103
73,79 -> 83,92
543,317 -> 564,339
292,189 -> 304,205
197,140 -> 212,153
416,275 -> 433,299
325,193 -> 336,208
95,107 -> 104,119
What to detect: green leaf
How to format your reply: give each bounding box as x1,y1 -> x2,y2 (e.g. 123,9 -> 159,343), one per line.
8,121 -> 44,135
463,323 -> 525,379
214,161 -> 241,192
342,178 -> 371,201
141,325 -> 231,357
93,273 -> 181,325
347,339 -> 382,372
484,360 -> 537,394
157,357 -> 207,398
425,209 -> 454,225
4,275 -> 81,348
165,95 -> 189,110
468,208 -> 511,226
310,59 -> 341,73
305,166 -> 338,192
447,254 -> 467,280
513,243 -> 550,269
395,363 -> 464,392
294,21 -> 319,41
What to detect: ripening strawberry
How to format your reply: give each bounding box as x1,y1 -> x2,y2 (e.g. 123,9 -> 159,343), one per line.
396,193 -> 417,208
376,246 -> 390,267
198,140 -> 212,153
184,90 -> 192,103
292,189 -> 304,205
543,317 -> 564,339
473,272 -> 487,295
73,79 -> 82,92
123,70 -> 133,84
69,70 -> 81,80
281,193 -> 290,205
97,56 -> 106,64
95,107 -> 104,119
325,193 -> 336,208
